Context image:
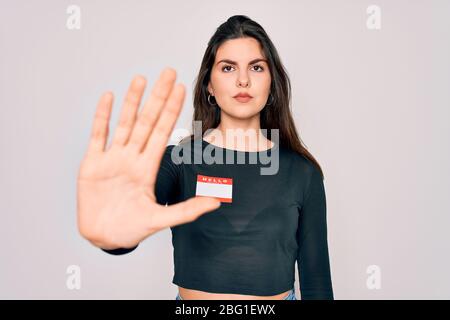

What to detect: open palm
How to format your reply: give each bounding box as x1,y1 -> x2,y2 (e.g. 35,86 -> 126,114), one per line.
77,68 -> 221,250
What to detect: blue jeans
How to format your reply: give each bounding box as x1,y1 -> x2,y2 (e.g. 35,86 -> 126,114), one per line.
176,287 -> 297,300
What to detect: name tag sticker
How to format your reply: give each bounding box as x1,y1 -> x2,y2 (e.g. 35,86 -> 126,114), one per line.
195,174 -> 233,203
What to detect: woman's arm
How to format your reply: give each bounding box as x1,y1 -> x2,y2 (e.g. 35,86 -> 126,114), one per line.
297,164 -> 334,300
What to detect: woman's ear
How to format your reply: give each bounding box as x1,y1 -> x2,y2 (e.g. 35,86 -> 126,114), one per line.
207,83 -> 214,96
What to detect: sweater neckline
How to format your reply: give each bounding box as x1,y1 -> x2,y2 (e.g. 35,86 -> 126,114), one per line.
201,138 -> 278,154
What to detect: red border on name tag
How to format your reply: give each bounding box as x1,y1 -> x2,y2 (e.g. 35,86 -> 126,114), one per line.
197,174 -> 233,185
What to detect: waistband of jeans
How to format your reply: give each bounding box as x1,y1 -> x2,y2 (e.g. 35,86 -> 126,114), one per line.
177,287 -> 295,300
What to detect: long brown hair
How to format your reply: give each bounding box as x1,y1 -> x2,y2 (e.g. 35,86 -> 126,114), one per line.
180,15 -> 324,179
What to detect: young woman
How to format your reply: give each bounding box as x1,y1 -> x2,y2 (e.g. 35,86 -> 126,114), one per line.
77,15 -> 334,300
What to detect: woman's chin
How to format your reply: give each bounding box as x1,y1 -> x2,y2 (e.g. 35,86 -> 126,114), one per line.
222,107 -> 262,120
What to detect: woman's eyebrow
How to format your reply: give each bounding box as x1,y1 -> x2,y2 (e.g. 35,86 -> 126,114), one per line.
216,58 -> 268,65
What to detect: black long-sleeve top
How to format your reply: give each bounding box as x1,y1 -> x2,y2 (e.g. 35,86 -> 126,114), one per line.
101,137 -> 334,299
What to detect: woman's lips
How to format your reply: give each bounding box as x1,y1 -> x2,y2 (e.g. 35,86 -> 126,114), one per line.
234,96 -> 252,103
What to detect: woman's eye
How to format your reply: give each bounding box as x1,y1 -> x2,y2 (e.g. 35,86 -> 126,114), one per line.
222,65 -> 265,72
222,65 -> 234,72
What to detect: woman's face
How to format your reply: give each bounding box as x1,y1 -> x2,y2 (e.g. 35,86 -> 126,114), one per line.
208,37 -> 272,120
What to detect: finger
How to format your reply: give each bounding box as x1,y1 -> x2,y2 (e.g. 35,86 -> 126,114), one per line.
87,91 -> 113,154
149,196 -> 222,230
111,75 -> 147,148
142,83 -> 185,184
127,67 -> 177,153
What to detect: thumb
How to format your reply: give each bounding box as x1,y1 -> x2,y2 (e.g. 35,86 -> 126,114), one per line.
153,196 -> 221,229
